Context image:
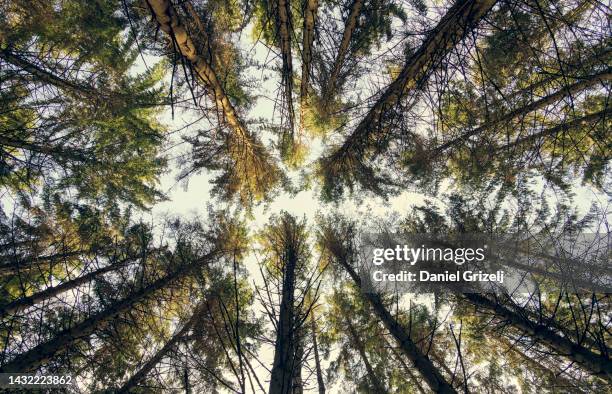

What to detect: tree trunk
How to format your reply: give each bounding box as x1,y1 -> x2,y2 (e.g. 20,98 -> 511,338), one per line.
146,0 -> 261,154
323,0 -> 497,174
464,293 -> 612,382
310,309 -> 326,394
323,0 -> 364,103
117,313 -> 198,393
278,0 -> 295,133
269,249 -> 298,394
383,337 -> 427,394
345,318 -> 388,393
496,107 -> 611,152
0,249 -> 92,277
0,49 -> 96,96
0,253 -> 213,373
0,135 -> 95,175
291,330 -> 304,394
338,260 -> 457,393
300,0 -> 319,104
0,255 -> 144,318
432,70 -> 612,156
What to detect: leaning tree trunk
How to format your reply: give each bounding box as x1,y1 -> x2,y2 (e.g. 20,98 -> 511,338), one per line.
497,107 -> 611,152
0,253 -> 214,373
0,256 -> 140,318
338,260 -> 457,393
431,70 -> 612,157
146,0 -> 277,199
323,0 -> 364,103
300,0 -> 319,104
345,318 -> 388,394
310,309 -> 326,394
323,0 -> 497,175
278,0 -> 296,134
382,337 -> 427,394
116,312 -> 198,393
464,293 -> 612,382
0,248 -> 94,277
269,249 -> 298,394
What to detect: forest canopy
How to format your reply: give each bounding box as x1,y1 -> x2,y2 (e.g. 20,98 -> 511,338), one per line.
0,0 -> 610,392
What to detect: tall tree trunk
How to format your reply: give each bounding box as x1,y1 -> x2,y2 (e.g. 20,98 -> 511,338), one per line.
117,313 -> 198,393
464,293 -> 612,382
382,337 -> 427,394
278,0 -> 296,134
292,330 -> 304,394
0,135 -> 95,175
310,308 -> 326,394
323,0 -> 364,103
300,0 -> 319,104
345,318 -> 388,393
0,49 -> 96,96
0,249 -> 92,277
0,254 -> 145,318
431,70 -> 612,157
322,0 -> 497,178
500,337 -> 588,393
0,48 -> 163,108
146,0 -> 269,161
0,253 -> 214,373
338,260 -> 457,393
269,249 -> 298,394
496,107 -> 611,152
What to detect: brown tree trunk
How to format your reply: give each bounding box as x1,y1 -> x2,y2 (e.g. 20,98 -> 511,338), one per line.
292,330 -> 304,394
464,293 -> 612,382
0,249 -> 92,276
0,49 -> 96,96
310,309 -> 326,394
323,0 -> 497,173
146,0 -> 263,156
269,248 -> 298,394
0,253 -> 214,373
117,313 -> 198,393
278,0 -> 296,133
432,70 -> 612,156
323,0 -> 364,103
496,107 -> 611,152
382,337 -> 427,394
338,260 -> 457,393
300,0 -> 319,104
0,254 -> 147,318
345,318 -> 388,393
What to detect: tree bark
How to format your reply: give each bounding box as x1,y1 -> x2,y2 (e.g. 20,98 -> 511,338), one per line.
338,260 -> 457,393
496,107 -> 611,152
322,0 -> 497,176
383,337 -> 427,394
432,70 -> 612,157
0,253 -> 214,373
464,293 -> 612,382
345,318 -> 388,393
269,244 -> 298,394
300,0 -> 319,104
310,309 -> 326,394
146,0 -> 262,155
116,313 -> 198,393
0,249 -> 92,277
278,0 -> 296,133
0,255 -> 144,318
323,0 -> 364,103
